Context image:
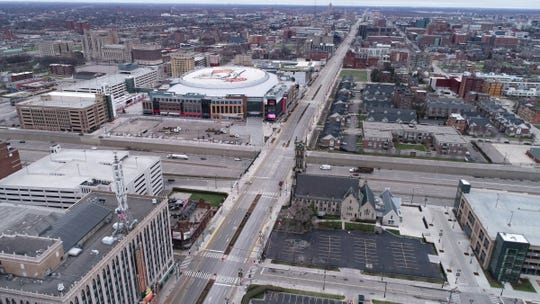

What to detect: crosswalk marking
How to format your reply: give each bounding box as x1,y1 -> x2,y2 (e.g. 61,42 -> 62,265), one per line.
200,250 -> 245,262
487,294 -> 500,304
182,270 -> 240,285
261,192 -> 280,198
179,256 -> 193,270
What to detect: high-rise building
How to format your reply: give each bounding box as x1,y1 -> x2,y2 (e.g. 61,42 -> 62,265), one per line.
170,52 -> 195,77
0,191 -> 174,304
38,40 -> 75,57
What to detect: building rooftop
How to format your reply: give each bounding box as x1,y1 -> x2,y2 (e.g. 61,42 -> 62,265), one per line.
20,91 -> 97,109
0,149 -> 159,191
499,232 -> 528,244
363,121 -> 463,135
0,235 -> 58,257
465,188 -> 540,246
0,192 -> 163,296
169,66 -> 279,98
294,174 -> 359,202
65,67 -> 153,91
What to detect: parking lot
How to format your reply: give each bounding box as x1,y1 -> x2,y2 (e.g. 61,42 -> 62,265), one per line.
107,117 -> 252,144
265,230 -> 442,280
251,291 -> 345,304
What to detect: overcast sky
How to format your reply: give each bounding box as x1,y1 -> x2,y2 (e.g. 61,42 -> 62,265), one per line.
0,0 -> 538,9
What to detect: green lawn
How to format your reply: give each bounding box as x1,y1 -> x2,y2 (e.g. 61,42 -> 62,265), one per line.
482,269 -> 503,288
345,222 -> 375,232
397,143 -> 429,152
189,191 -> 227,208
340,69 -> 368,82
386,228 -> 401,236
372,300 -> 400,304
318,221 -> 342,230
511,278 -> 537,293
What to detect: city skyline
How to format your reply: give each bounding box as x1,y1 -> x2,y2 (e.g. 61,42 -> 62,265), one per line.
0,0 -> 539,10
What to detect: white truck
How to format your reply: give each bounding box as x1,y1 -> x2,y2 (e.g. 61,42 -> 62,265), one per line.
166,154 -> 189,160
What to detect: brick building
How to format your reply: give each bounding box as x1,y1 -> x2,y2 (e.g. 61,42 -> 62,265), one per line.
0,141 -> 22,179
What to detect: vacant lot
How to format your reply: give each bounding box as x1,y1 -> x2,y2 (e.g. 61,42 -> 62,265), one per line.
339,69 -> 368,82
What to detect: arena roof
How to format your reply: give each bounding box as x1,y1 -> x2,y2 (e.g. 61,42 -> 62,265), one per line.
168,66 -> 279,98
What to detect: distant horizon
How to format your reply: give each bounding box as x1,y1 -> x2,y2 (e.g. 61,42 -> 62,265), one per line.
0,0 -> 539,10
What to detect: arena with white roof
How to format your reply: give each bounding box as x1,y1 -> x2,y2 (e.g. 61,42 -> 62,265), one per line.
145,66 -> 295,119
169,66 -> 279,97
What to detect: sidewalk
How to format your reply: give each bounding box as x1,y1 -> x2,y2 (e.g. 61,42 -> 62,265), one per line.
411,205 -> 540,303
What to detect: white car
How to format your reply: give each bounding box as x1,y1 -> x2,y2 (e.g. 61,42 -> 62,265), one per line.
234,157 -> 241,161
320,164 -> 332,170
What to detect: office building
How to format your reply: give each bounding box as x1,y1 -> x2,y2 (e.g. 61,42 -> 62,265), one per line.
62,65 -> 157,113
454,181 -> 540,282
170,52 -> 195,77
0,147 -> 163,208
0,191 -> 174,304
16,92 -> 113,133
38,40 -> 75,57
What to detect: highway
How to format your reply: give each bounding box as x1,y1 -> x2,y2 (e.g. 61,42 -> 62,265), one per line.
166,18 -> 362,304
305,164 -> 540,206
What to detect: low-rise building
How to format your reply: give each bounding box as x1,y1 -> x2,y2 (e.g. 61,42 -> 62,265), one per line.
0,147 -> 163,208
0,141 -> 21,179
454,180 -> 540,282
516,100 -> 540,125
363,121 -> 470,157
292,175 -> 401,226
426,97 -> 476,119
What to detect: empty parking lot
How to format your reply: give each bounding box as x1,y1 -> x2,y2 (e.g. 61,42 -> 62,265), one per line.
251,291 -> 345,304
265,230 -> 442,280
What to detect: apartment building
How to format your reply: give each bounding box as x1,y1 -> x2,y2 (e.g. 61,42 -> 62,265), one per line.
16,92 -> 113,133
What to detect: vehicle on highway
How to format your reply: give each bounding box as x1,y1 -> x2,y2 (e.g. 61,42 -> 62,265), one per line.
320,164 -> 332,170
234,157 -> 241,161
349,167 -> 374,173
166,154 -> 189,160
